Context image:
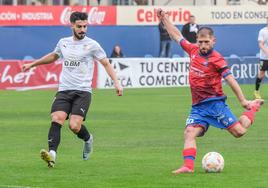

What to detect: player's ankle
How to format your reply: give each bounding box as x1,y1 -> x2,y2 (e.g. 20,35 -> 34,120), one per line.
184,165 -> 194,170
49,150 -> 56,161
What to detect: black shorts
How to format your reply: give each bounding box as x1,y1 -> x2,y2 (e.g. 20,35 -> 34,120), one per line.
51,90 -> 91,120
259,59 -> 268,71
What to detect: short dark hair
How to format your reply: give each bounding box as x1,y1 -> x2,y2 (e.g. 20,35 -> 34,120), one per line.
197,27 -> 214,37
70,12 -> 88,23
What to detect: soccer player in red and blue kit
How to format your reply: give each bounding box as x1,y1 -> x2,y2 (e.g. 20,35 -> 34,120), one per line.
157,9 -> 264,174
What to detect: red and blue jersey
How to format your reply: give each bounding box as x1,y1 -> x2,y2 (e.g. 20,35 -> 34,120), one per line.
180,39 -> 231,105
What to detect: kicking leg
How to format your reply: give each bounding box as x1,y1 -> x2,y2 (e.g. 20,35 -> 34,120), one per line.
228,99 -> 264,137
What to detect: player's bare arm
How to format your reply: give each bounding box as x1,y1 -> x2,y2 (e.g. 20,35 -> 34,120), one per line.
157,8 -> 183,43
224,74 -> 250,109
99,58 -> 123,96
259,40 -> 268,56
22,52 -> 59,72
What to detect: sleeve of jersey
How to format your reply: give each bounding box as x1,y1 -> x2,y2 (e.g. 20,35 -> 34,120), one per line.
180,39 -> 196,55
93,42 -> 107,61
221,67 -> 232,78
258,29 -> 264,42
53,40 -> 63,58
214,58 -> 232,78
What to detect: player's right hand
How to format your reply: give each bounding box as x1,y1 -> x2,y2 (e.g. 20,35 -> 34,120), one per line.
157,8 -> 165,20
21,63 -> 33,72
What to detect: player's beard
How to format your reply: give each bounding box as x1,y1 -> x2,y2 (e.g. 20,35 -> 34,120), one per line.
200,48 -> 213,56
200,48 -> 208,54
73,30 -> 86,40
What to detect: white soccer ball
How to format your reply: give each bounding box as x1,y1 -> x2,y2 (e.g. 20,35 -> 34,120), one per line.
202,152 -> 224,173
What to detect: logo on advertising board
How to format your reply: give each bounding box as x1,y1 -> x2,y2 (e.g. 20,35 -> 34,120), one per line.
0,60 -> 61,90
136,8 -> 191,23
60,6 -> 114,25
104,59 -> 132,88
0,6 -> 116,26
0,60 -> 97,90
116,6 -> 268,25
117,7 -> 192,25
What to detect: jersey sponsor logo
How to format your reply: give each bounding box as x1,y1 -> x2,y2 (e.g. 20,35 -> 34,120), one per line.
190,66 -> 205,77
64,60 -> 81,67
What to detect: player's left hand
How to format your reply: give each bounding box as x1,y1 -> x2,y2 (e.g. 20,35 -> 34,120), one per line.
115,83 -> 123,96
264,49 -> 268,57
21,63 -> 33,72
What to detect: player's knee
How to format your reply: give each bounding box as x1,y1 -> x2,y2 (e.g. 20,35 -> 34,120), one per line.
232,129 -> 247,138
69,121 -> 80,133
184,127 -> 197,140
259,72 -> 265,79
51,114 -> 65,125
235,131 -> 246,138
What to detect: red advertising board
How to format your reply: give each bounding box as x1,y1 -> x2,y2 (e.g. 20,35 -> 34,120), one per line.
0,6 -> 116,26
0,60 -> 97,90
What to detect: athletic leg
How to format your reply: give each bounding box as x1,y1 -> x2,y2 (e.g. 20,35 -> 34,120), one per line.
166,41 -> 171,58
40,111 -> 67,168
159,41 -> 166,57
69,91 -> 92,160
228,99 -> 264,137
172,126 -> 204,174
254,59 -> 267,99
40,91 -> 71,168
49,111 -> 67,152
69,115 -> 93,160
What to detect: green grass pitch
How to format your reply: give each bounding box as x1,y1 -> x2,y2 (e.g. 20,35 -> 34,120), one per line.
0,85 -> 268,188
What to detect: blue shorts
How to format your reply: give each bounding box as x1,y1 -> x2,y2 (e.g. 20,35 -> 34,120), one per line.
185,100 -> 238,136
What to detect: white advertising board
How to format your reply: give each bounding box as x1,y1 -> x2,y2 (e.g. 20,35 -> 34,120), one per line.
97,58 -> 190,88
117,6 -> 268,25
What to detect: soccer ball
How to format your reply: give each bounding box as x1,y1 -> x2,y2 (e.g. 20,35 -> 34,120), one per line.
202,152 -> 224,173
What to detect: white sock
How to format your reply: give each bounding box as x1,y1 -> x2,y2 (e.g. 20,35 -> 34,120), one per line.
49,150 -> 56,161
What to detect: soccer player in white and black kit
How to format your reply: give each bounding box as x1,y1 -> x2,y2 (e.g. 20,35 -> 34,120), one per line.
254,17 -> 268,99
22,12 -> 123,168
